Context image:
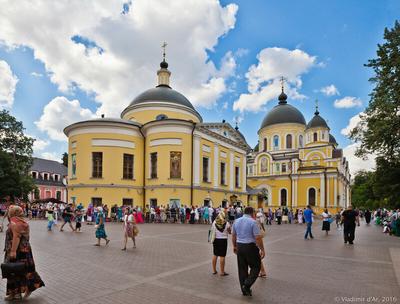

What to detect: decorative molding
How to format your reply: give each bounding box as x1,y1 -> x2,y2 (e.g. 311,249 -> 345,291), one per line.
220,151 -> 227,158
69,126 -> 141,137
92,139 -> 135,148
202,145 -> 211,153
150,138 -> 182,146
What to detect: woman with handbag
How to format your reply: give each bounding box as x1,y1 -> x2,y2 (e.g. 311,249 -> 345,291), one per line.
3,205 -> 44,301
121,208 -> 137,250
322,208 -> 331,236
94,207 -> 110,246
211,211 -> 231,276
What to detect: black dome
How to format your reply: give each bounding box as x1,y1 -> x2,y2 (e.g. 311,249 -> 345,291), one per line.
260,103 -> 306,129
306,112 -> 329,129
329,134 -> 337,144
129,86 -> 196,110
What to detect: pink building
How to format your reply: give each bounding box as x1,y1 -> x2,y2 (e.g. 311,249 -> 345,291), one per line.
29,158 -> 68,202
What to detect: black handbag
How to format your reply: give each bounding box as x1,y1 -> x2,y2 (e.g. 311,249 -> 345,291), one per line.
1,262 -> 26,279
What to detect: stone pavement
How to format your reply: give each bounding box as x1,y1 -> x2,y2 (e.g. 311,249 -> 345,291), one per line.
0,219 -> 399,304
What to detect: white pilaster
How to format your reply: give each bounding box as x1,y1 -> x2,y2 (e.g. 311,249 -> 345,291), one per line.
193,135 -> 201,186
320,173 -> 325,208
213,143 -> 219,188
229,152 -> 234,190
291,178 -> 295,207
327,177 -> 330,207
334,176 -> 337,207
242,156 -> 247,193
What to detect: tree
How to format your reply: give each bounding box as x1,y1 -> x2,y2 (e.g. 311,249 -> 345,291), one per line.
0,110 -> 35,199
350,21 -> 400,161
350,21 -> 400,210
62,152 -> 68,167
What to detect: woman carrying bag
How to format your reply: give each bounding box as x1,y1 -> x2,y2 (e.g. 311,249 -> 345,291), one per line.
210,211 -> 231,276
2,205 -> 44,301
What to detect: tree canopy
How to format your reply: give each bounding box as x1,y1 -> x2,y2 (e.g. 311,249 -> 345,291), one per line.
0,110 -> 35,200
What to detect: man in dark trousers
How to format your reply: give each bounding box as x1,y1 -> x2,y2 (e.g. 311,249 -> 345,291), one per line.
341,205 -> 360,244
232,206 -> 265,296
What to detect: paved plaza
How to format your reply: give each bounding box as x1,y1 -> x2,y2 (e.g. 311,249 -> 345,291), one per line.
0,219 -> 399,304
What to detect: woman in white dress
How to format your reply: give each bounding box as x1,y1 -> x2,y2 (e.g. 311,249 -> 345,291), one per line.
298,209 -> 303,224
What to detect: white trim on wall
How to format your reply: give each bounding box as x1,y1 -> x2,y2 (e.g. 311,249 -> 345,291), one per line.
149,138 -> 182,146
92,139 -> 136,148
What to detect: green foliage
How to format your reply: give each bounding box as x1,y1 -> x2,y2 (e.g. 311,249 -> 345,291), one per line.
0,110 -> 35,200
349,21 -> 400,210
350,21 -> 400,161
62,152 -> 68,167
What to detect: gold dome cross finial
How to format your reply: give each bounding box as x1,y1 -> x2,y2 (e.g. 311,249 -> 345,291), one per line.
162,41 -> 168,61
280,76 -> 285,92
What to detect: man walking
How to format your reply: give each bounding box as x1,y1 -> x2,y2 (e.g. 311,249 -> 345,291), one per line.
232,206 -> 265,296
304,205 -> 314,239
341,205 -> 360,244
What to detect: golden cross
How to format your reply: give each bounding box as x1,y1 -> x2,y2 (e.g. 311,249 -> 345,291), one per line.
280,76 -> 285,92
161,42 -> 167,60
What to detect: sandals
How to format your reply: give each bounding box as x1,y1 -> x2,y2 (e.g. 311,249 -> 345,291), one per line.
220,272 -> 229,276
212,271 -> 218,275
106,239 -> 110,245
259,273 -> 267,278
93,244 -> 100,246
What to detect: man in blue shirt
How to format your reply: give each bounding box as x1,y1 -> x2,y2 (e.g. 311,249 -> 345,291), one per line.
304,205 -> 314,239
232,206 -> 265,296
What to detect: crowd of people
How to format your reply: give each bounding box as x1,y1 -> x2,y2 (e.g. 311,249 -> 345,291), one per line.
1,194 -> 399,300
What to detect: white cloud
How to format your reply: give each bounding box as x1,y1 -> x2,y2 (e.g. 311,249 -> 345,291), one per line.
334,96 -> 362,108
233,47 -> 318,113
31,72 -> 43,77
35,96 -> 95,141
41,152 -> 61,162
0,0 -> 238,116
320,84 -> 339,96
0,60 -> 18,109
341,112 -> 364,136
222,101 -> 228,110
343,143 -> 375,176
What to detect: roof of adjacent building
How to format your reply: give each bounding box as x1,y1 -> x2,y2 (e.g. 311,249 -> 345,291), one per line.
260,91 -> 306,129
329,134 -> 337,144
31,158 -> 67,176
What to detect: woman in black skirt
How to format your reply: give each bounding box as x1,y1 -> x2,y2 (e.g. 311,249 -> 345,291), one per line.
322,208 -> 331,235
211,211 -> 231,276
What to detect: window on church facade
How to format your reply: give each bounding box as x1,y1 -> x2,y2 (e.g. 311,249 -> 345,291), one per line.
263,138 -> 267,151
275,163 -> 280,172
123,154 -> 134,179
273,135 -> 279,150
202,157 -> 209,182
170,151 -> 181,179
32,172 -> 37,179
286,134 -> 292,149
92,152 -> 103,178
282,163 -> 287,173
220,162 -> 226,185
313,132 -> 318,142
299,135 -> 304,148
235,166 -> 240,188
56,191 -> 61,200
150,152 -> 157,178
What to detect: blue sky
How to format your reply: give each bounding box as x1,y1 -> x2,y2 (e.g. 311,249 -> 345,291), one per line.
0,0 -> 398,174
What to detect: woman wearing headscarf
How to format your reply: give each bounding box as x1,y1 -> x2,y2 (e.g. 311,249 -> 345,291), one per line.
94,207 -> 110,246
3,205 -> 44,300
211,211 -> 231,276
121,208 -> 138,250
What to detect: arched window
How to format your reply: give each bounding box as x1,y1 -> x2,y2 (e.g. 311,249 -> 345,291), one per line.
286,134 -> 292,149
280,189 -> 287,206
299,135 -> 303,148
156,114 -> 168,120
263,138 -> 267,152
273,135 -> 279,150
313,132 -> 318,142
308,188 -> 316,206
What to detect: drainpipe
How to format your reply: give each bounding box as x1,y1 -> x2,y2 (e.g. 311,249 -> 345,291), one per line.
139,127 -> 146,209
324,168 -> 327,209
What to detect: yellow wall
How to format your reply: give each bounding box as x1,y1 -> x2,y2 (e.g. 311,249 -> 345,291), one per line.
258,123 -> 305,151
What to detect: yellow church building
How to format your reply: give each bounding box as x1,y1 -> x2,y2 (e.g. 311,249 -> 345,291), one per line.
246,87 -> 351,213
64,57 -> 250,208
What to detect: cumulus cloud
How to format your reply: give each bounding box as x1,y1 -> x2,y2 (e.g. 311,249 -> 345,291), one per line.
31,72 -> 43,77
0,60 -> 18,109
233,47 -> 318,113
341,112 -> 364,136
320,84 -> 339,96
334,96 -> 362,108
41,152 -> 61,162
0,0 -> 238,116
35,96 -> 95,141
343,143 -> 375,176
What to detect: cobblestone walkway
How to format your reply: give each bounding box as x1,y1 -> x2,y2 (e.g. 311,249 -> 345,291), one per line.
0,219 -> 399,304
